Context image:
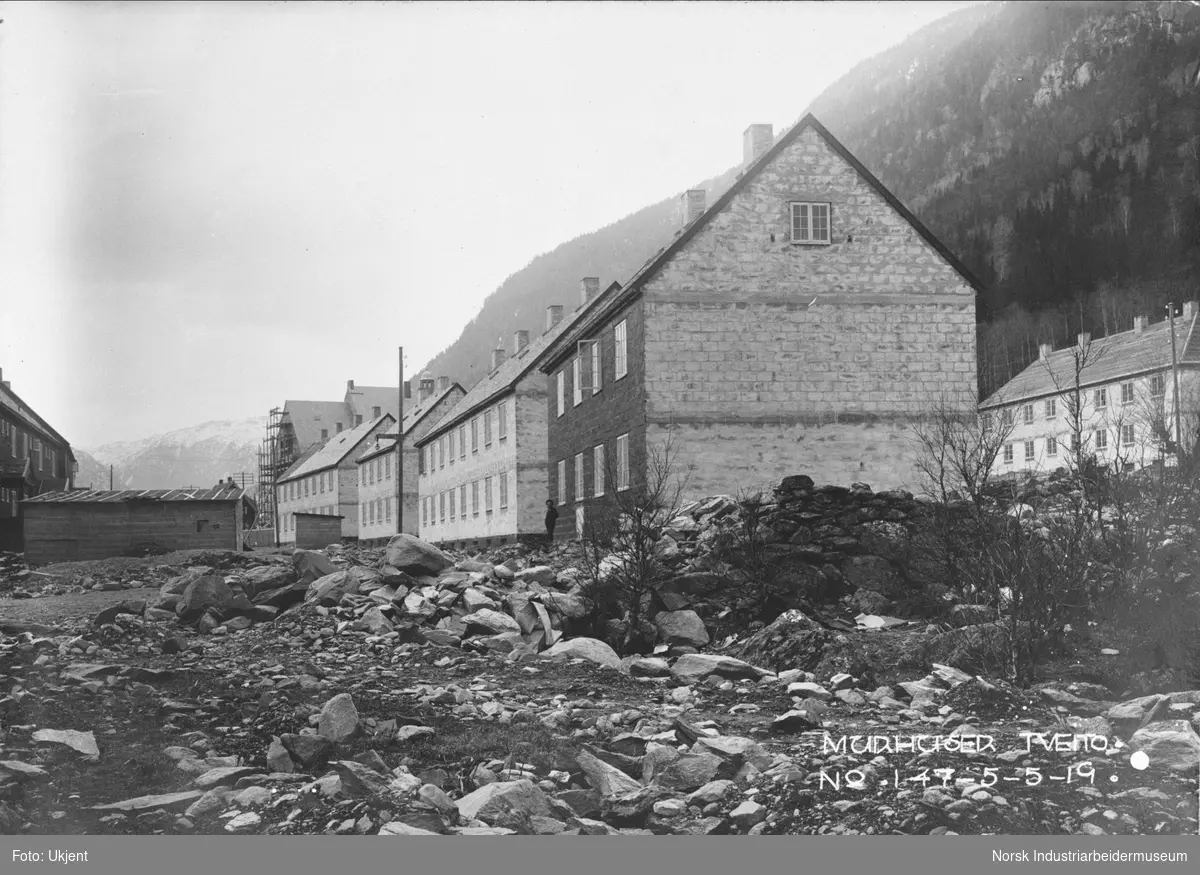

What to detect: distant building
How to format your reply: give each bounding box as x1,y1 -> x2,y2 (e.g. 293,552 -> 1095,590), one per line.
537,115 -> 980,538
356,376 -> 465,545
275,414 -> 395,544
415,312 -> 583,549
21,486 -> 250,565
980,303 -> 1200,476
1,367 -> 77,552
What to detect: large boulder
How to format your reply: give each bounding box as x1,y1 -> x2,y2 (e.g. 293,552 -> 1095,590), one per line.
542,637 -> 621,668
292,550 -> 337,586
576,750 -> 642,797
238,565 -> 294,599
731,609 -> 838,674
463,609 -> 521,635
306,570 -> 359,605
655,610 -> 709,648
317,693 -> 360,743
670,653 -> 772,684
385,535 -> 452,576
1128,720 -> 1200,772
456,779 -> 550,823
175,575 -> 235,624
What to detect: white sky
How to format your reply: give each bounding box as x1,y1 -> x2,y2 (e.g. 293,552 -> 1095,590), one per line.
0,0 -> 980,449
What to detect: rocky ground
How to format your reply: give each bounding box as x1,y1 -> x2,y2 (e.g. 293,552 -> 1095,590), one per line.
1,485 -> 1198,837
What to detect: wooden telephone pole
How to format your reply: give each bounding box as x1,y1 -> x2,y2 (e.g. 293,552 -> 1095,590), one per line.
397,346 -> 404,536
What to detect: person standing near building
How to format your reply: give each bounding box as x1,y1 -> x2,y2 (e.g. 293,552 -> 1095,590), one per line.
544,499 -> 558,547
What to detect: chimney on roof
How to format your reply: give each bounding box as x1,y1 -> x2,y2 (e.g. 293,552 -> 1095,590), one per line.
743,123 -> 774,169
514,329 -> 530,352
347,380 -> 355,391
1133,315 -> 1147,335
1078,332 -> 1091,348
580,276 -> 600,305
681,190 -> 706,228
436,375 -> 449,394
545,304 -> 564,333
1039,342 -> 1053,361
492,348 -> 507,371
404,383 -> 411,400
419,375 -> 435,403
1184,300 -> 1198,321
336,421 -> 343,433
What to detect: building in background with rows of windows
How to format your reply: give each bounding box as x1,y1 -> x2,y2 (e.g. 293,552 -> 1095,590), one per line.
414,299 -> 590,549
980,302 -> 1200,477
275,413 -> 395,544
538,116 -> 979,539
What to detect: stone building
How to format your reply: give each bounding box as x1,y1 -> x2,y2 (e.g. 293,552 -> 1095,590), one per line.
355,375 -> 464,544
980,302 -> 1200,476
415,303 -> 589,548
537,114 -> 980,538
275,414 -> 394,544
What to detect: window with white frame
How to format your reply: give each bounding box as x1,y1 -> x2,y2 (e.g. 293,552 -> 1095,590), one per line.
439,436 -> 446,468
1094,388 -> 1107,409
616,433 -> 629,490
574,452 -> 584,502
1045,398 -> 1056,419
385,498 -> 392,523
440,491 -> 446,523
594,444 -> 605,496
449,489 -> 455,519
499,471 -> 508,509
557,460 -> 566,505
458,424 -> 466,458
472,480 -> 479,515
1022,404 -> 1034,425
591,340 -> 602,394
790,202 -> 831,244
498,401 -> 508,440
1121,382 -> 1134,405
556,371 -> 565,417
1003,444 -> 1014,464
460,484 -> 467,518
447,430 -> 455,463
1024,440 -> 1035,461
1150,374 -> 1166,397
1095,428 -> 1108,450
385,454 -> 391,479
573,358 -> 582,406
1121,424 -> 1135,446
614,321 -> 628,380
1046,437 -> 1057,457
471,418 -> 479,452
485,475 -> 493,512
484,409 -> 493,445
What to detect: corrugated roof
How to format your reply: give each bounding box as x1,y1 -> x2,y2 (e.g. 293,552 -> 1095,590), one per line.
24,486 -> 245,504
278,414 -> 394,482
415,305 -> 597,447
980,313 -> 1200,408
281,400 -> 346,455
540,112 -> 984,373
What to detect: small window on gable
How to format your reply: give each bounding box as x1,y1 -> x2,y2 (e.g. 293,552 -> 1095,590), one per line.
790,202 -> 831,245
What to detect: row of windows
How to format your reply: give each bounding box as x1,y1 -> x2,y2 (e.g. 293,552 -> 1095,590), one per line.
558,433 -> 629,505
556,319 -> 628,418
360,497 -> 393,527
0,419 -> 57,475
1,487 -> 17,514
420,402 -> 509,475
1002,376 -> 1167,426
1002,425 -> 1140,463
422,471 -> 510,526
280,470 -> 337,502
359,453 -> 392,487
281,505 -> 337,532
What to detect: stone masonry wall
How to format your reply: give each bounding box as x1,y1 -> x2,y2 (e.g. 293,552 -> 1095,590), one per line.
641,124 -> 976,495
514,376 -> 551,536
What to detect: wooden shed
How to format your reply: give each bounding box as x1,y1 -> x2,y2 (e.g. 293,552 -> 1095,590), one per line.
294,511 -> 344,550
20,486 -> 250,565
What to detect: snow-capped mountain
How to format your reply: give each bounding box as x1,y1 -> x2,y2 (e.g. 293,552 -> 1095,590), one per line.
78,417 -> 266,491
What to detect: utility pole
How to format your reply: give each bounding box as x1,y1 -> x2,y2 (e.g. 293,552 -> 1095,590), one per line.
397,346 -> 404,537
109,465 -> 113,490
1169,302 -> 1183,462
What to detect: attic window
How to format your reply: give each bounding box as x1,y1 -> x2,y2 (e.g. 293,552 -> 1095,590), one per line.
790,202 -> 831,245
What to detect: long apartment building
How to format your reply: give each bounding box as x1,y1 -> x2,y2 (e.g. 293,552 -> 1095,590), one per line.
979,302 -> 1200,476
414,301 -> 588,549
537,115 -> 980,538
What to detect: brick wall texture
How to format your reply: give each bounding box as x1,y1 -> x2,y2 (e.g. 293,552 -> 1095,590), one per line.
637,124 -> 977,495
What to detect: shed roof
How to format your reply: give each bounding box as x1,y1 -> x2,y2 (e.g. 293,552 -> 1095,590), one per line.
24,486 -> 245,504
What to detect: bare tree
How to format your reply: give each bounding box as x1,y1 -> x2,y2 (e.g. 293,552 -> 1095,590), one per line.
578,430 -> 690,654
908,393 -> 1015,503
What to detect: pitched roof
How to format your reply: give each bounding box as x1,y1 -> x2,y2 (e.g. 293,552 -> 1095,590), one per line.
415,300 -> 603,447
346,385 -> 400,421
979,312 -> 1200,408
0,381 -> 75,460
540,112 -> 984,372
281,400 -> 346,455
400,383 -> 463,437
278,414 -> 394,482
24,486 -> 244,504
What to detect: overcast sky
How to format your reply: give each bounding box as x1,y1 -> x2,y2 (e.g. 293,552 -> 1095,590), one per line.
0,0 -> 979,449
